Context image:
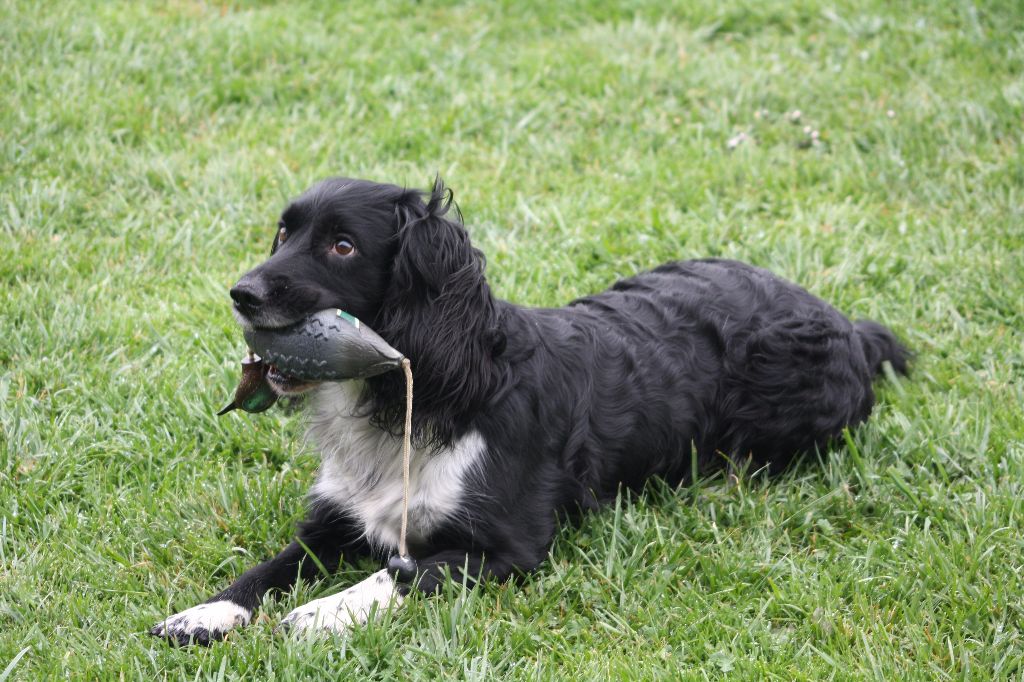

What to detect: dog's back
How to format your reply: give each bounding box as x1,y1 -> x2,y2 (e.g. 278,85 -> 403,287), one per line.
502,258 -> 909,494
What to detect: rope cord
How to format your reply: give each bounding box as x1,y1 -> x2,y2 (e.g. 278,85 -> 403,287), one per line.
398,358 -> 413,558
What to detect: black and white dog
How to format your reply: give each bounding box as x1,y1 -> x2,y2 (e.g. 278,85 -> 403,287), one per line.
152,177 -> 908,645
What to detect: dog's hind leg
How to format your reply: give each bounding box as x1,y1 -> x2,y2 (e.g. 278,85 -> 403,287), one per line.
718,312 -> 878,468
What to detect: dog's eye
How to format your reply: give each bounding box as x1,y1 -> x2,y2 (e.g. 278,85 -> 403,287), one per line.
333,239 -> 355,257
277,226 -> 288,244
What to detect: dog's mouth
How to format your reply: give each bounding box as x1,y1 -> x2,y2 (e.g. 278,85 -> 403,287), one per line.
265,364 -> 318,395
232,306 -> 305,334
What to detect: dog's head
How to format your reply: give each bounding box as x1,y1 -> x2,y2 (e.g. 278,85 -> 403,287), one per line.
230,177 -> 503,441
231,178 -> 409,332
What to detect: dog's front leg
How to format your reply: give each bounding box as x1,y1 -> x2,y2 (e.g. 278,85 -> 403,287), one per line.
278,549 -> 533,638
151,510 -> 366,646
277,567 -> 403,636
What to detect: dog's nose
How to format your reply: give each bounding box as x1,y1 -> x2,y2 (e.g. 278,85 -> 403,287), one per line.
230,277 -> 266,314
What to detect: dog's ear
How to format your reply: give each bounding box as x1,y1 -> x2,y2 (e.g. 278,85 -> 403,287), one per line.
371,177 -> 501,446
389,176 -> 478,298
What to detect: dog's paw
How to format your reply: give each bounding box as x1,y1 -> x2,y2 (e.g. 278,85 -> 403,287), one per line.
150,600 -> 251,646
277,569 -> 401,637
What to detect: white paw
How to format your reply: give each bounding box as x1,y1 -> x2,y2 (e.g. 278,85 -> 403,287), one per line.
278,569 -> 402,636
150,600 -> 251,646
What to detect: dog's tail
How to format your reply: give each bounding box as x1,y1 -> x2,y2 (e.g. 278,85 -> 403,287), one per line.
854,320 -> 910,377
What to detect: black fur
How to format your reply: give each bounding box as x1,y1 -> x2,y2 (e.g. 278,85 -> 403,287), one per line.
156,176 -> 909,643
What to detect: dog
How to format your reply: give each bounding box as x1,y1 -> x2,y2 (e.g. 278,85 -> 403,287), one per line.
151,177 -> 908,645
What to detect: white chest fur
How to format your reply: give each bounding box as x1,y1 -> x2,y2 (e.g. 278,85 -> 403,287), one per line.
306,381 -> 485,551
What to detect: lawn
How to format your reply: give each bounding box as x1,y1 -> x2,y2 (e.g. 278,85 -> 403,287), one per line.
1,0 -> 1022,678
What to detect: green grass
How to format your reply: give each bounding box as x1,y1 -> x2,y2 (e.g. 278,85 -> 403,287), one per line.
2,0 -> 1022,678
